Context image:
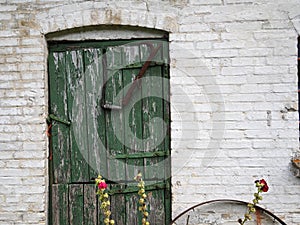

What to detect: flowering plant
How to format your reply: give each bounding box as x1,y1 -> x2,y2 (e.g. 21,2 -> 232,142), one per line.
134,172 -> 150,225
96,173 -> 150,225
96,175 -> 268,225
95,175 -> 115,225
238,179 -> 269,224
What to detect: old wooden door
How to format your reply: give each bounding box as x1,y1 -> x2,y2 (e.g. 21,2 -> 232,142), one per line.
48,39 -> 171,225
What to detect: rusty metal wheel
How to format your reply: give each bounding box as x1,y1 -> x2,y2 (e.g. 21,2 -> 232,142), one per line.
171,199 -> 287,225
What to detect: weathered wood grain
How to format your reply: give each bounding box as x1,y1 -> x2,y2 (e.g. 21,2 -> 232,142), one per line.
52,184 -> 69,225
84,184 -> 97,225
69,184 -> 84,225
66,50 -> 90,183
49,51 -> 71,184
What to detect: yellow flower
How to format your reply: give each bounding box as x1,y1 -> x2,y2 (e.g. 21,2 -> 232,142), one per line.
110,219 -> 115,224
250,207 -> 256,213
104,210 -> 111,217
139,198 -> 145,204
101,202 -> 107,208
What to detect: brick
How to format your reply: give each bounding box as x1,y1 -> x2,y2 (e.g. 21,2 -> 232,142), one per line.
221,66 -> 253,75
189,0 -> 222,5
254,66 -> 289,75
0,13 -> 12,20
0,5 -> 17,12
205,49 -> 239,58
231,57 -> 266,66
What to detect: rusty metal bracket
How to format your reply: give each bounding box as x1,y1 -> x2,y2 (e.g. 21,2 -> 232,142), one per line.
47,114 -> 71,126
122,43 -> 162,106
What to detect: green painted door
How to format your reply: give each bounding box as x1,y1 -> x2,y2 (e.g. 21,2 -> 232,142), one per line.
48,39 -> 171,225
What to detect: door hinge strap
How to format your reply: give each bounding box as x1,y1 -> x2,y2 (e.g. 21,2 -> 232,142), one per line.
47,114 -> 71,126
108,182 -> 166,195
112,150 -> 169,159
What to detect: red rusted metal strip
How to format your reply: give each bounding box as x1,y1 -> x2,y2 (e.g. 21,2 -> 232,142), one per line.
122,43 -> 162,106
256,208 -> 262,225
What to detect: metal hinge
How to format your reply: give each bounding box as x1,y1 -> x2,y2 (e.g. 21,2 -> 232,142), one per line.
47,114 -> 71,126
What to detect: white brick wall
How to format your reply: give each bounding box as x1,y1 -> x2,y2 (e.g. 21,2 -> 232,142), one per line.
0,0 -> 300,224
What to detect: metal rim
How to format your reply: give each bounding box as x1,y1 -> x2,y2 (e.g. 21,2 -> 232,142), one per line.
170,199 -> 287,225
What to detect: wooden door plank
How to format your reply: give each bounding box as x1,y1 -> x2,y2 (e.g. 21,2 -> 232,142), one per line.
126,193 -> 140,225
110,184 -> 126,225
144,156 -> 165,184
83,48 -> 108,180
69,184 -> 84,225
66,50 -> 90,183
142,66 -> 165,152
123,68 -> 143,153
52,184 -> 69,225
105,70 -> 124,154
147,189 -> 165,224
105,46 -> 126,182
162,41 -> 171,156
122,44 -> 140,67
84,184 -> 97,225
123,67 -> 144,183
49,51 -> 71,184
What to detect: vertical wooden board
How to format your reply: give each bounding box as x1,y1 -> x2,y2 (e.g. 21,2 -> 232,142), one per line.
105,44 -> 126,155
139,43 -> 150,62
126,192 -> 140,225
106,46 -> 123,70
139,41 -> 163,64
144,156 -> 165,182
110,185 -> 126,225
105,70 -> 124,155
107,158 -> 126,182
162,63 -> 171,181
162,63 -> 170,153
164,181 -> 172,224
123,68 -> 143,153
161,41 -> 172,224
49,51 -> 71,184
147,189 -> 166,224
122,44 -> 140,66
66,50 -> 90,183
104,47 -> 126,181
83,184 -> 97,225
105,69 -> 126,182
142,66 -> 165,152
69,184 -> 84,225
83,48 -> 107,180
52,184 -> 69,225
96,196 -> 103,225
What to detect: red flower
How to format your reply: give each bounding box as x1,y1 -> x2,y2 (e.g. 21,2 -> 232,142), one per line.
98,181 -> 108,189
256,179 -> 269,192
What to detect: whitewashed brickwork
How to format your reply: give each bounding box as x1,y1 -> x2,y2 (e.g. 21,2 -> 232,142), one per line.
0,0 -> 300,224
